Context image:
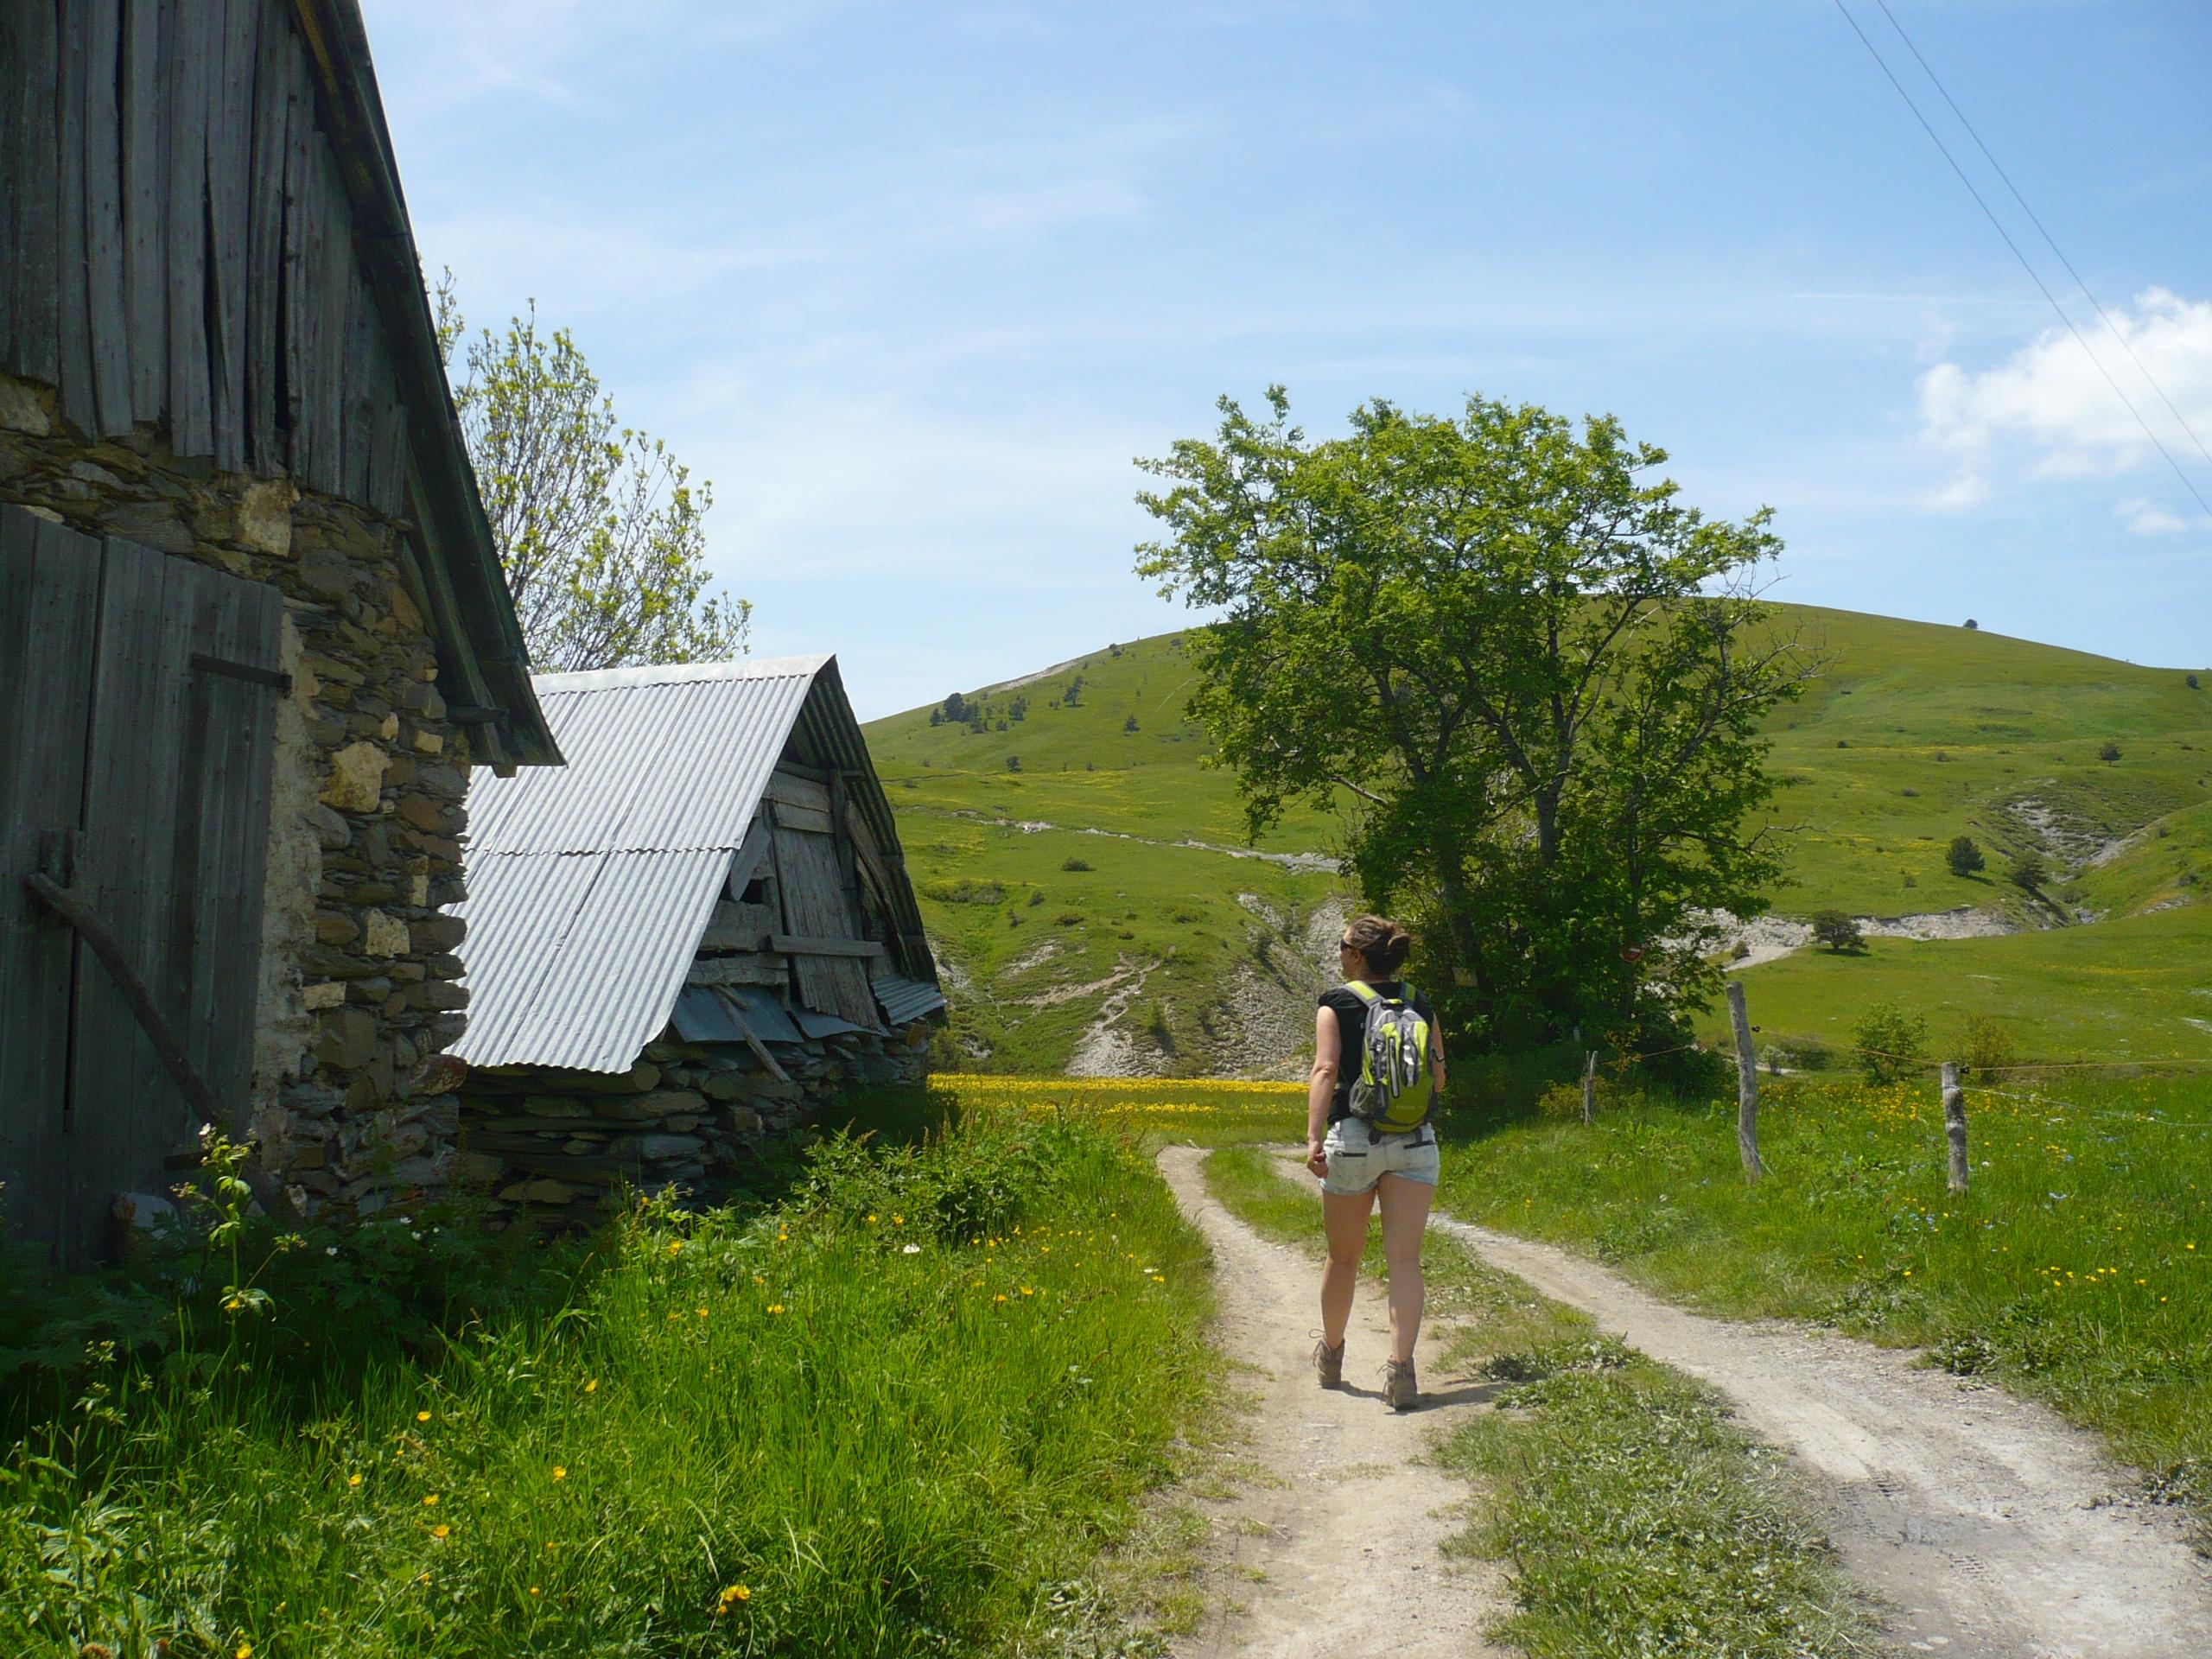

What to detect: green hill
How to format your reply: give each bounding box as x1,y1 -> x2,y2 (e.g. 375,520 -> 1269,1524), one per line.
863,609 -> 2212,1073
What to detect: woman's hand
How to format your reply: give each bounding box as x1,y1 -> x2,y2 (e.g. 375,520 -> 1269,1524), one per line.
1305,1139 -> 1329,1178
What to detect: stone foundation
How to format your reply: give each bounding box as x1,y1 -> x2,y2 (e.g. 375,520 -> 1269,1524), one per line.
0,372 -> 474,1217
459,1022 -> 932,1224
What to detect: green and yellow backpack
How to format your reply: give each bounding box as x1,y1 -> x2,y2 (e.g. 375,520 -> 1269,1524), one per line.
1344,980 -> 1433,1135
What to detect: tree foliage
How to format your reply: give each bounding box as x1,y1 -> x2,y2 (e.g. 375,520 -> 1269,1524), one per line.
435,275 -> 747,671
1136,390 -> 1809,1046
1946,836 -> 1986,878
1811,909 -> 1864,953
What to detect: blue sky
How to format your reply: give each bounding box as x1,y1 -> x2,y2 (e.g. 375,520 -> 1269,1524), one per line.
359,0 -> 2212,719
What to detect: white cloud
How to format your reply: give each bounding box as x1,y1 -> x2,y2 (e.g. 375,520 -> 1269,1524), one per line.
1929,470 -> 1989,512
2115,497 -> 2204,537
1917,289 -> 2212,481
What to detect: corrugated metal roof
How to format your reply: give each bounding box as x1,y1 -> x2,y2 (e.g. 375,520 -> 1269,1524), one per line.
451,653 -> 944,1074
465,657 -> 826,855
450,849 -> 728,1071
874,972 -> 949,1027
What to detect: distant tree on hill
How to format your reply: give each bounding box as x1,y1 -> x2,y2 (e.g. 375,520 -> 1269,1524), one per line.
943,691 -> 971,721
928,709 -> 942,727
1946,836 -> 1985,877
1137,389 -> 1811,1046
1123,715 -> 1140,733
2099,740 -> 2123,765
1811,910 -> 1864,953
2009,850 -> 2048,890
2188,672 -> 2201,690
1005,754 -> 1022,772
1962,618 -> 1979,630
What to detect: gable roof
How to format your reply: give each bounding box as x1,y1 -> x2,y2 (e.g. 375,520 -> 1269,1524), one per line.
291,0 -> 557,766
450,655 -> 937,1072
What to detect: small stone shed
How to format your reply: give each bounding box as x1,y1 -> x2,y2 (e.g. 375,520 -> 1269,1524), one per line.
0,0 -> 558,1265
448,656 -> 945,1223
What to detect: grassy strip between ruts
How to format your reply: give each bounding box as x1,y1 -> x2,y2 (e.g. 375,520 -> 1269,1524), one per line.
1202,1145 -> 1875,1658
1,1103 -> 1214,1659
1438,1070 -> 2212,1525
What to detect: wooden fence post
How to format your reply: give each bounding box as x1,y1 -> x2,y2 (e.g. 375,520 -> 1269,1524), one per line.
1580,1050 -> 1599,1126
1942,1060 -> 1969,1194
1727,980 -> 1765,1181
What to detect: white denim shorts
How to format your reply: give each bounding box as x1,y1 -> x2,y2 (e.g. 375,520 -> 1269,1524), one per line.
1319,1116 -> 1440,1197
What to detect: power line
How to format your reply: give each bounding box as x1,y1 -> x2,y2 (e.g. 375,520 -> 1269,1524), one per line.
1828,0 -> 2212,522
1870,0 -> 2212,479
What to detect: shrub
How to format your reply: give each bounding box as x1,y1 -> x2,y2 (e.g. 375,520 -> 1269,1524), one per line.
2099,740 -> 2122,765
2189,672 -> 2201,690
1122,715 -> 1139,734
1962,618 -> 1979,629
1004,753 -> 1021,772
1853,999 -> 1929,1084
2009,850 -> 2048,890
1060,857 -> 1092,873
1811,910 -> 1864,953
1958,1013 -> 2017,1082
1027,888 -> 1045,906
1945,836 -> 1985,877
1536,1082 -> 1587,1120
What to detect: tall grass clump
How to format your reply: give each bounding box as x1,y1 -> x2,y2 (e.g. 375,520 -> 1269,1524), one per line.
0,1100 -> 1211,1657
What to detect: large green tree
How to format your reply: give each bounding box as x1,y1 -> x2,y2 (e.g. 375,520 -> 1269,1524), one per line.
435,276 -> 747,671
1136,390 -> 1809,1047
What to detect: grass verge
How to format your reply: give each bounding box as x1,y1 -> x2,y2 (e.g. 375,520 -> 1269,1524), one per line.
2,1101 -> 1213,1659
1201,1144 -> 1873,1657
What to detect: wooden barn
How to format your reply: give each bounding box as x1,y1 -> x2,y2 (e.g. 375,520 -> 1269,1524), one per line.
0,0 -> 558,1265
448,656 -> 945,1224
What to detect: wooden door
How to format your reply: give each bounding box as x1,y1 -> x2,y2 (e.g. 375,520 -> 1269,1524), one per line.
0,505 -> 283,1266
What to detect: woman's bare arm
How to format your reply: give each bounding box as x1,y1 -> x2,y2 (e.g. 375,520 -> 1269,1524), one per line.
1307,1005 -> 1340,1173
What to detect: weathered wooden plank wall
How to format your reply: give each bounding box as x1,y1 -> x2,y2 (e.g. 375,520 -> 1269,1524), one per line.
0,0 -> 410,518
0,502 -> 283,1266
770,814 -> 880,1030
0,511 -> 103,1255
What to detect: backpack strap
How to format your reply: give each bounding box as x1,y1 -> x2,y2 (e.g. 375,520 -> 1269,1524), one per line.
1344,980 -> 1379,1006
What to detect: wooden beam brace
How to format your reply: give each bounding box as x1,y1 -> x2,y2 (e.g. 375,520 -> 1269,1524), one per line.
22,874 -> 301,1225
769,933 -> 886,959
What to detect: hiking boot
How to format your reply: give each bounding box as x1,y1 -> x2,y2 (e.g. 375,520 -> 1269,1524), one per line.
1313,1338 -> 1344,1389
1383,1358 -> 1418,1411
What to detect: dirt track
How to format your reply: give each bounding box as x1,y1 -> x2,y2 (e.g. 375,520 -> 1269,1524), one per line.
1155,1146 -> 1510,1657
1417,1200 -> 2212,1656
1225,1144 -> 2212,1657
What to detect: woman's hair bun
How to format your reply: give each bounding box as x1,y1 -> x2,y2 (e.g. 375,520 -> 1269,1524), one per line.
1344,913 -> 1412,976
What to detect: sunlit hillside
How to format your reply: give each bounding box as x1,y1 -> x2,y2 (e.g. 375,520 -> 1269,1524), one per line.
863,610 -> 2212,1072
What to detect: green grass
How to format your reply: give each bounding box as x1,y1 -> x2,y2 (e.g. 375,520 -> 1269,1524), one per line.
0,1096 -> 1215,1658
1198,1143 -> 1872,1656
1707,903 -> 2212,1062
1441,1344 -> 1873,1658
1439,1069 -> 2212,1522
864,608 -> 2212,1071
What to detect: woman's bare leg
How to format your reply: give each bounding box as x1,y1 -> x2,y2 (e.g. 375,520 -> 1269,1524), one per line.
1376,1173 -> 1433,1363
1319,1185 -> 1376,1349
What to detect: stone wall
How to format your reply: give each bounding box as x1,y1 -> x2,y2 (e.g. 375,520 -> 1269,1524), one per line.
459,1021 -> 933,1225
0,370 -> 474,1218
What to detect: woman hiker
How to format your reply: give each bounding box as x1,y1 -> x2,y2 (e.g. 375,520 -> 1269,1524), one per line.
1306,914 -> 1446,1409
